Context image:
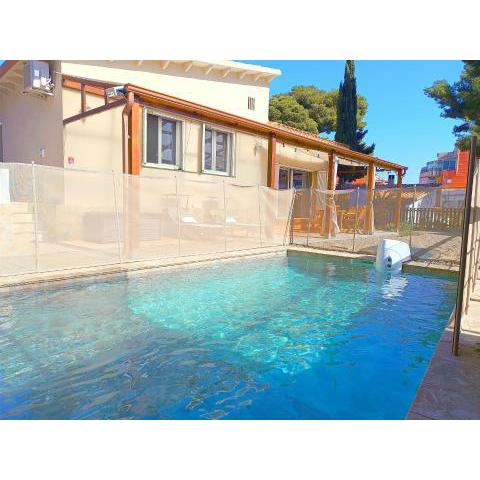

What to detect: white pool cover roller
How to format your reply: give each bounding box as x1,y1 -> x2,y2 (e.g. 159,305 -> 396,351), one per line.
375,239 -> 411,272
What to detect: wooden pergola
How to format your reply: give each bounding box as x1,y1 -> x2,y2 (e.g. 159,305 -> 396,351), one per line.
60,75 -> 407,185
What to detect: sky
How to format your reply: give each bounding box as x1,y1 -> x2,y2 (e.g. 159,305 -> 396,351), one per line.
245,60 -> 464,184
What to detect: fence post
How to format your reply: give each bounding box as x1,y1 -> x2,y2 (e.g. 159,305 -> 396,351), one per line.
466,168 -> 480,311
409,184 -> 416,249
31,161 -> 40,272
223,180 -> 227,252
284,188 -> 296,246
306,187 -> 313,247
112,170 -> 122,263
395,185 -> 402,234
257,185 -> 263,247
175,176 -> 181,256
352,187 -> 360,252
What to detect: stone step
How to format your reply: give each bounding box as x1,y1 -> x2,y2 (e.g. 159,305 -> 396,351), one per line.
11,212 -> 35,224
0,202 -> 33,214
10,223 -> 35,234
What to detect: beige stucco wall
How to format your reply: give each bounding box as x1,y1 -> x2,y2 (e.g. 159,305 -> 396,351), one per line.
63,89 -> 123,172
0,61 -> 64,166
60,61 -> 272,123
62,86 -> 105,119
137,105 -> 268,186
61,89 -> 327,189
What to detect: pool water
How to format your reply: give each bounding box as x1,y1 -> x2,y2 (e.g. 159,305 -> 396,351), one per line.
0,253 -> 457,419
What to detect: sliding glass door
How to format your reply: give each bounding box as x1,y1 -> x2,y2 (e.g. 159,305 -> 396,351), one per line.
277,167 -> 310,190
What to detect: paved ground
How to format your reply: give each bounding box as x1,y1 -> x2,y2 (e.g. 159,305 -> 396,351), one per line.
407,293 -> 480,420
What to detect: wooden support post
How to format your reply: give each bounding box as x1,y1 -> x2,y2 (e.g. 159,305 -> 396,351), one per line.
128,102 -> 141,175
267,133 -> 277,188
126,101 -> 141,256
395,169 -> 403,232
365,162 -> 376,234
324,152 -> 337,236
80,83 -> 86,113
327,151 -> 336,190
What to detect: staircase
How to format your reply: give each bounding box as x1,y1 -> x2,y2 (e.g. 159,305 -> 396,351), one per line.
0,202 -> 37,256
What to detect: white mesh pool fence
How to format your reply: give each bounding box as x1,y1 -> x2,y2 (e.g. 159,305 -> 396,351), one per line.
0,163 -> 294,276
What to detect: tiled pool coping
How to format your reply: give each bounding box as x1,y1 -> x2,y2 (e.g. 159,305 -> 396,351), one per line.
0,246 -> 287,291
2,245 -> 476,419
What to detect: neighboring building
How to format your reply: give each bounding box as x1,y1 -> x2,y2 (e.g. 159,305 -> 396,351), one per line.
439,150 -> 469,188
419,147 -> 468,188
0,60 -> 405,191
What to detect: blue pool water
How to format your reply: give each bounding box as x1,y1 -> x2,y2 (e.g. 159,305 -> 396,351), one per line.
0,253 -> 457,420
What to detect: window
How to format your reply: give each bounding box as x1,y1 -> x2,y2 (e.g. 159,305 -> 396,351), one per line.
248,96 -> 255,111
277,167 -> 310,190
203,126 -> 233,175
144,111 -> 182,168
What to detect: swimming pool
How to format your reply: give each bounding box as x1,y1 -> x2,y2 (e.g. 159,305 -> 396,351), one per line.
0,253 -> 457,419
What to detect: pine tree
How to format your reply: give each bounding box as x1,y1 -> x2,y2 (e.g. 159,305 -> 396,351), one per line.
335,61 -> 375,154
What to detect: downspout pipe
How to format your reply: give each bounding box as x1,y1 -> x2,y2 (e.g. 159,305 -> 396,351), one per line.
122,90 -> 135,174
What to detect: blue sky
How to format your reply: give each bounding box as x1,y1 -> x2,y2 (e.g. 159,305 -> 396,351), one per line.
245,60 -> 464,183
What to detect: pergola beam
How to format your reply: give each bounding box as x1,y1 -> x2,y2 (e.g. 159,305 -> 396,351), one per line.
222,68 -> 232,78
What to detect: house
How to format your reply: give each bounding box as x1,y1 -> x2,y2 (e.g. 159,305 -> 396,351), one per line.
0,60 -> 406,192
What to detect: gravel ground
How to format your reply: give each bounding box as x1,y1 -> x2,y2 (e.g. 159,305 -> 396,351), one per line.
292,230 -> 462,267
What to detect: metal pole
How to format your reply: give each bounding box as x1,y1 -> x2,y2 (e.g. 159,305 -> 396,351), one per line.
453,135 -> 477,356
409,184 -> 416,249
223,180 -> 227,252
284,188 -> 296,246
306,187 -> 313,247
112,170 -> 122,263
352,187 -> 359,252
31,161 -> 40,272
257,185 -> 263,247
466,169 -> 480,311
175,176 -> 181,256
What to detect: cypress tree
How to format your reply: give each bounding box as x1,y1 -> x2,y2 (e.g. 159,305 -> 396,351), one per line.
335,60 -> 375,154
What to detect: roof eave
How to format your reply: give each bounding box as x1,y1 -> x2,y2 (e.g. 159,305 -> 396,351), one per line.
0,60 -> 19,81
124,83 -> 406,171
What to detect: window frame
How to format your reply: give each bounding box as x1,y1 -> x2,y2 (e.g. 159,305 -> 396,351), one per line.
201,124 -> 235,176
142,108 -> 184,170
276,165 -> 311,190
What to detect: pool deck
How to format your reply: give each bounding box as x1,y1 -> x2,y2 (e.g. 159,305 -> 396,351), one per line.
407,290 -> 480,420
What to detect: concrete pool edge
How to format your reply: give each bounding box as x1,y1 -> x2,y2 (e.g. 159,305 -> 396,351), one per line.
0,246 -> 288,290
287,246 -> 459,275
0,245 -> 459,290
